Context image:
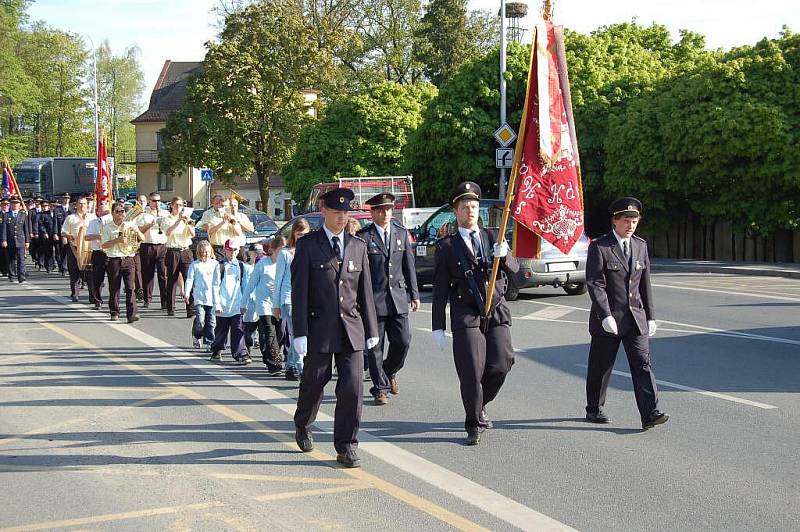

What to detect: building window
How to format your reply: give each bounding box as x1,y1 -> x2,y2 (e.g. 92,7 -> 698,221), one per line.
156,130 -> 166,151
158,173 -> 173,191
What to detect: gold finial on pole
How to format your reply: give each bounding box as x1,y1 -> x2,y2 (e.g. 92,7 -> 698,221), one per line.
543,0 -> 553,21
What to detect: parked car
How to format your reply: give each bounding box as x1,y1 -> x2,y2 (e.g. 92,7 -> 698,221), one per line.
190,206 -> 279,252
411,200 -> 589,299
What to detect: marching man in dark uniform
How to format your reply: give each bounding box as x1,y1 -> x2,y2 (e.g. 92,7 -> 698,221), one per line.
357,192 -> 420,405
292,188 -> 379,468
37,200 -> 58,273
0,199 -> 10,278
1,197 -> 31,283
584,197 -> 668,430
54,193 -> 71,276
432,182 -> 519,445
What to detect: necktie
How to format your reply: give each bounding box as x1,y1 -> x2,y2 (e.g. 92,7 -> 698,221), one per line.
623,240 -> 629,258
470,230 -> 482,261
332,236 -> 342,262
384,227 -> 390,251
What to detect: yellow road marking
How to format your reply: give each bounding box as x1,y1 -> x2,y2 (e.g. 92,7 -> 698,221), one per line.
252,484 -> 370,501
0,502 -> 224,532
0,465 -> 161,476
34,318 -> 489,532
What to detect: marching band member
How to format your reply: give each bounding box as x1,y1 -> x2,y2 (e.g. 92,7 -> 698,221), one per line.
136,192 -> 169,309
161,196 -> 196,317
85,201 -> 112,309
101,201 -> 145,323
61,196 -> 96,302
291,188 -> 378,468
357,193 -> 420,405
1,197 -> 31,283
584,197 -> 668,430
227,197 -> 254,261
431,181 -> 519,446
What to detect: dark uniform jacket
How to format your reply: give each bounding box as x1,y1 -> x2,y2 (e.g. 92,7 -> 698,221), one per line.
291,228 -> 379,354
38,210 -> 57,238
586,232 -> 654,337
1,210 -> 31,248
54,205 -> 68,235
29,209 -> 40,238
432,229 -> 519,332
357,220 -> 419,317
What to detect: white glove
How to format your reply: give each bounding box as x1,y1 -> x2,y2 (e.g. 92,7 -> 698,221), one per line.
648,320 -> 657,337
601,316 -> 618,335
366,337 -> 379,350
492,241 -> 509,258
293,336 -> 308,356
432,329 -> 447,348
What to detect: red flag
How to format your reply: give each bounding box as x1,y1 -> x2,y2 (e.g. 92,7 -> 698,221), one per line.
2,159 -> 19,199
94,136 -> 113,211
510,21 -> 584,256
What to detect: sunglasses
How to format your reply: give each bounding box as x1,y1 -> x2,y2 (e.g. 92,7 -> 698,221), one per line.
113,209 -> 125,214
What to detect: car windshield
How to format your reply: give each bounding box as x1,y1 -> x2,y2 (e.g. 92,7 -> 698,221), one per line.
250,213 -> 278,232
14,169 -> 41,184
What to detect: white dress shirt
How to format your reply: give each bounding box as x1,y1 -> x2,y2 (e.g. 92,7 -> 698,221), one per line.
322,224 -> 345,256
457,226 -> 483,256
612,230 -> 632,259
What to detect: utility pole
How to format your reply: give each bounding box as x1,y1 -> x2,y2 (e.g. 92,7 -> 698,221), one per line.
499,0 -> 508,200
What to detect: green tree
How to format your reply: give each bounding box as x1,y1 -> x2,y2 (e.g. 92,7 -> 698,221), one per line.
284,81 -> 437,200
413,0 -> 497,86
160,2 -> 345,206
95,40 -> 146,175
403,42 -> 531,205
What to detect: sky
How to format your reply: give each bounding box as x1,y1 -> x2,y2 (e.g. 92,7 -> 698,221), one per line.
27,0 -> 800,114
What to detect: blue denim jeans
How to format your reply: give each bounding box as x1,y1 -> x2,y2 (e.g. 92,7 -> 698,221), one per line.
282,303 -> 303,372
193,304 -> 216,345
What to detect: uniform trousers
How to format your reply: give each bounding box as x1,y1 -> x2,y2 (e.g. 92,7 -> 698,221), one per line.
90,250 -> 107,306
7,245 -> 26,281
0,246 -> 8,276
134,252 -> 143,295
165,247 -> 193,314
452,324 -> 515,432
211,314 -> 247,359
30,237 -> 41,267
294,339 -> 363,454
56,240 -> 67,273
106,256 -> 137,319
39,237 -> 55,271
140,243 -> 167,306
586,332 -> 659,421
367,312 -> 411,397
66,250 -> 93,299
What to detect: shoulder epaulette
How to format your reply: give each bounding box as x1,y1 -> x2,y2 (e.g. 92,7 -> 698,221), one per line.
633,234 -> 646,242
391,219 -> 407,230
351,235 -> 366,244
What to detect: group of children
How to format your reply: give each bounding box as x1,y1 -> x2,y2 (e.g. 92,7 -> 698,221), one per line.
183,218 -> 311,380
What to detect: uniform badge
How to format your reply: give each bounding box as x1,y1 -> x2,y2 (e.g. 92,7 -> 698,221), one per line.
397,239 -> 402,248
347,260 -> 356,272
635,260 -> 642,270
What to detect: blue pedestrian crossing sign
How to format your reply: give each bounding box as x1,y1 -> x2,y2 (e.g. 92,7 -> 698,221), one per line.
200,168 -> 214,182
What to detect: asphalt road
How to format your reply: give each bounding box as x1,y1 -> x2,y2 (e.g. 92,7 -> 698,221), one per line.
1,266 -> 798,531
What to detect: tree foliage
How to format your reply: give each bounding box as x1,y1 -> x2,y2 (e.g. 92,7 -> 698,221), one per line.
284,81 -> 436,200
160,2 -> 347,206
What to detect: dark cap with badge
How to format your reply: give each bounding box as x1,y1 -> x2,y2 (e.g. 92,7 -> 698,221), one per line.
609,197 -> 642,217
59,192 -> 71,199
449,181 -> 481,206
365,192 -> 395,209
319,187 -> 355,211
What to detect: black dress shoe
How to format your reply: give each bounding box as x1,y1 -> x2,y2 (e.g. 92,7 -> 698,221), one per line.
336,449 -> 361,468
465,430 -> 482,446
642,411 -> 669,429
142,301 -> 149,308
295,427 -> 314,452
167,310 -> 175,316
127,315 -> 140,324
586,410 -> 611,424
479,408 -> 493,429
70,295 -> 79,303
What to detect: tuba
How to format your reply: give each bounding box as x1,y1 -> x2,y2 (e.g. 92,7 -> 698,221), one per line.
118,203 -> 143,255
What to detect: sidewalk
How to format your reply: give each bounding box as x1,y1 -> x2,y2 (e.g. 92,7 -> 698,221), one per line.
651,259 -> 800,279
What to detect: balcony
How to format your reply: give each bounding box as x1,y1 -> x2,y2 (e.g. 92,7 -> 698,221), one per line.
117,150 -> 159,165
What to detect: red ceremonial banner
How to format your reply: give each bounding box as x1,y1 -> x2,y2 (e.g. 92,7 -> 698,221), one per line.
510,21 -> 584,256
94,136 -> 113,210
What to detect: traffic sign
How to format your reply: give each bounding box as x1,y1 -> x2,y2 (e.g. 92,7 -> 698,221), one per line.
494,124 -> 517,147
200,168 -> 214,182
496,148 -> 514,168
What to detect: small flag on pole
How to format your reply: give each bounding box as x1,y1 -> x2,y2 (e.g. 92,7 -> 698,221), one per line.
2,159 -> 20,200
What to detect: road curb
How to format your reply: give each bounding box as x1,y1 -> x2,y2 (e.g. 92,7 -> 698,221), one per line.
651,263 -> 800,279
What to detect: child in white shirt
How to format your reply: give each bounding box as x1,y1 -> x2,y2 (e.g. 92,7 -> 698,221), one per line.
184,240 -> 217,349
210,239 -> 251,364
